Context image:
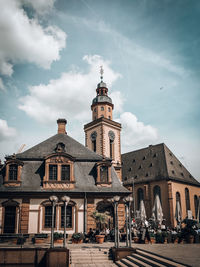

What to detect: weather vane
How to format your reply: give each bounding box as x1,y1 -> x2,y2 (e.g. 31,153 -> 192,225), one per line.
100,65 -> 104,82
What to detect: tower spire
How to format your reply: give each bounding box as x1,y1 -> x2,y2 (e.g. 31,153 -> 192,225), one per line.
100,65 -> 104,82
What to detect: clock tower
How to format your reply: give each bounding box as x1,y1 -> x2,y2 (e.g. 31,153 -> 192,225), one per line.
84,67 -> 122,180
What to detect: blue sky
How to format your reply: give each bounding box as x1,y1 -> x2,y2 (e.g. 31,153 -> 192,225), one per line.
0,0 -> 200,180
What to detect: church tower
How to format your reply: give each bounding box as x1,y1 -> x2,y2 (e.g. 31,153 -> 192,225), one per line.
84,67 -> 122,180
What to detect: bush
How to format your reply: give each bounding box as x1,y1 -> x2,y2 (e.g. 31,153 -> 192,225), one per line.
72,232 -> 84,241
54,232 -> 63,240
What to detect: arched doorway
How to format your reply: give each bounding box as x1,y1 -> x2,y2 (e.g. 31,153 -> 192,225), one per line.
96,200 -> 114,230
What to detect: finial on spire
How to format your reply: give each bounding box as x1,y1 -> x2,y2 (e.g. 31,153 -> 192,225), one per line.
100,65 -> 104,82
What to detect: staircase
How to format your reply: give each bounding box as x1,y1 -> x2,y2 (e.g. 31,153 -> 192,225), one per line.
116,248 -> 190,267
70,248 -> 117,267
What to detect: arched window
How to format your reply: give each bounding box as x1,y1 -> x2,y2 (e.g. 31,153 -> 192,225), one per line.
194,195 -> 198,219
110,139 -> 114,159
153,185 -> 161,203
176,192 -> 181,205
185,188 -> 190,211
137,188 -> 144,209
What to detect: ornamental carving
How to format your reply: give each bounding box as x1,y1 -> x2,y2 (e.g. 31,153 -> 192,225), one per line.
108,130 -> 115,141
55,142 -> 66,153
90,131 -> 97,141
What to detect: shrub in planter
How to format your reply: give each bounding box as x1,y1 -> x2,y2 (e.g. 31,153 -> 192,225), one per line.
72,233 -> 84,243
181,219 -> 196,243
54,232 -> 63,240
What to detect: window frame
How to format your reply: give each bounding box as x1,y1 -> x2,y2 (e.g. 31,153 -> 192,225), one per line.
4,159 -> 23,186
96,161 -> 112,186
43,154 -> 75,189
59,205 -> 74,230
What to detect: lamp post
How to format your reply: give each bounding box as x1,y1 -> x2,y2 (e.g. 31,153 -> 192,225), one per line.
123,196 -> 133,247
49,195 -> 58,248
61,196 -> 70,248
132,177 -> 135,219
109,196 -> 120,248
123,197 -> 129,247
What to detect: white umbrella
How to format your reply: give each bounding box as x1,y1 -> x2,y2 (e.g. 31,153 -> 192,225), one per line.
139,199 -> 146,222
152,194 -> 163,224
175,200 -> 182,223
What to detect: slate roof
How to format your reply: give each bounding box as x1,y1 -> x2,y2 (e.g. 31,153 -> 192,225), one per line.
16,133 -> 103,161
0,133 -> 129,194
122,143 -> 200,187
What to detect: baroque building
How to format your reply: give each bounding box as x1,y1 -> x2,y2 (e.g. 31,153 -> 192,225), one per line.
0,72 -> 199,237
0,74 -> 129,236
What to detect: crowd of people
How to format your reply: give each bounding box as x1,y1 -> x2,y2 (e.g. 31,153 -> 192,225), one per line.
84,217 -> 200,244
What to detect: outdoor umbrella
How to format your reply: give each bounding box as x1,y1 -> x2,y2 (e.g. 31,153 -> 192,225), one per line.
152,194 -> 163,224
139,199 -> 147,222
196,197 -> 200,223
175,200 -> 182,223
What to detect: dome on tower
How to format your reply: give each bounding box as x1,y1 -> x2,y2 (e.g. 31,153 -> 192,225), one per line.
97,81 -> 107,88
92,95 -> 112,105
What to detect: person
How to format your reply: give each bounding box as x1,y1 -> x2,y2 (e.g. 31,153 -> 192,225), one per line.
144,220 -> 152,244
87,228 -> 94,243
105,227 -> 110,241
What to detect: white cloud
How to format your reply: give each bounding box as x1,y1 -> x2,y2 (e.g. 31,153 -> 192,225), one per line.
21,0 -> 56,15
0,119 -> 17,141
0,78 -> 5,90
117,112 -> 158,152
0,0 -> 66,77
18,55 -> 121,123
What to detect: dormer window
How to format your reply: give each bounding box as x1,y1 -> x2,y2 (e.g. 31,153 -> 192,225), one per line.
4,158 -> 23,187
43,154 -> 75,189
100,166 -> 108,183
49,165 -> 57,180
9,164 -> 18,180
61,165 -> 70,181
96,161 -> 112,186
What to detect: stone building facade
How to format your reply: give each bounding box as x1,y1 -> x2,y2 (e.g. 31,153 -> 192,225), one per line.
122,143 -> 200,227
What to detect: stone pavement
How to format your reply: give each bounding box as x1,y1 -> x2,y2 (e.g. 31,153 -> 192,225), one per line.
0,241 -> 199,267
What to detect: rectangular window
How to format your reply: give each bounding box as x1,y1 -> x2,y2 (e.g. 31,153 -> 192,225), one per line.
9,164 -> 18,180
100,166 -> 108,183
44,206 -> 56,228
61,165 -> 70,181
61,206 -> 72,228
49,165 -> 57,180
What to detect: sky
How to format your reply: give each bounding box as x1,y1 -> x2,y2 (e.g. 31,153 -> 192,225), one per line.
0,0 -> 200,180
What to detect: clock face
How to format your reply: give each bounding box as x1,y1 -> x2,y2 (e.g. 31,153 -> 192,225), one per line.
108,130 -> 115,141
90,131 -> 97,141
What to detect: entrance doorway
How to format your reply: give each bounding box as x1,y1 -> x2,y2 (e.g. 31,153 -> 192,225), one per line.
96,201 -> 114,229
4,206 -> 16,233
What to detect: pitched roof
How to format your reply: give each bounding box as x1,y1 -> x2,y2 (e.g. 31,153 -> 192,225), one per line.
16,133 -> 103,161
122,143 -> 200,187
0,132 -> 129,194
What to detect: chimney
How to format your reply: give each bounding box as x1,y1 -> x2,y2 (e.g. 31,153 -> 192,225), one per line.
57,118 -> 67,134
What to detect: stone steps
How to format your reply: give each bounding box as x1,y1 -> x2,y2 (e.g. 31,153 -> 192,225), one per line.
116,248 -> 190,267
70,248 -> 117,267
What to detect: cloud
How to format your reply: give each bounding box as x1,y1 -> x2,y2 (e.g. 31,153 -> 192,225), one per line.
0,119 -> 17,141
21,0 -> 56,15
18,55 -> 121,123
0,0 -> 66,77
0,78 -> 5,91
117,112 -> 158,152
